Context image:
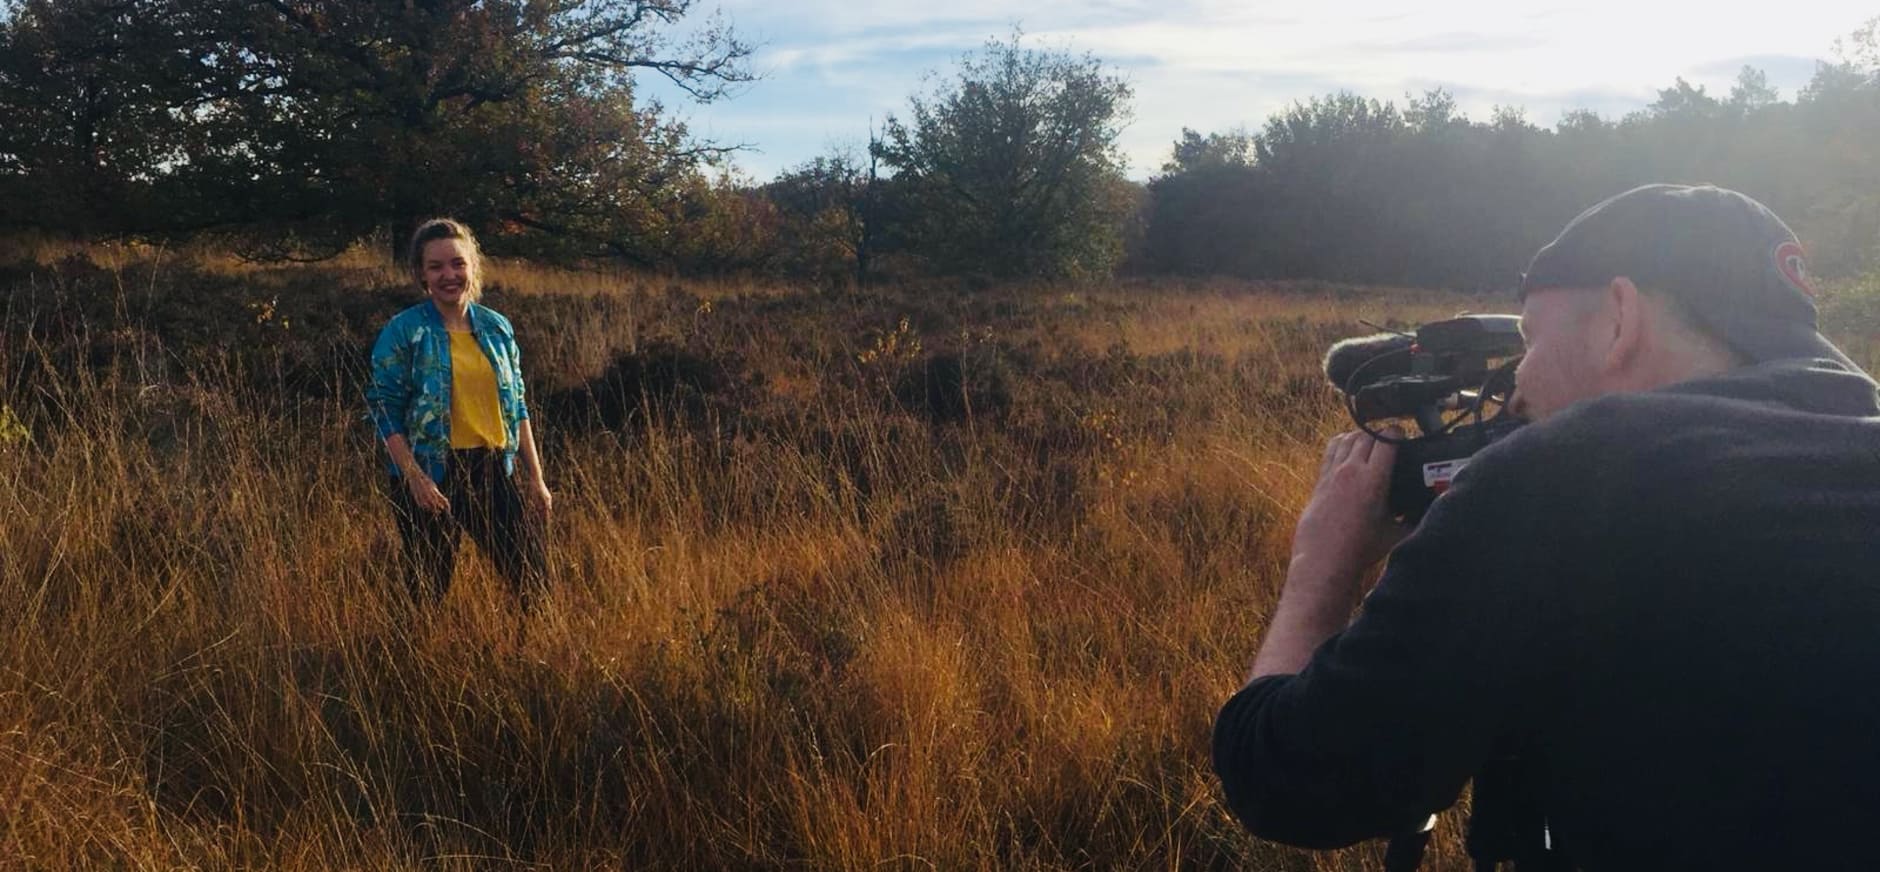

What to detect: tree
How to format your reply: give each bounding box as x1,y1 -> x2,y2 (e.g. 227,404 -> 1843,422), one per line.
1648,77 -> 1722,119
1161,126 -> 1253,174
1254,92 -> 1402,169
1835,15 -> 1880,78
1142,128 -> 1263,276
218,0 -> 755,258
1489,104 -> 1536,133
0,0 -> 212,235
0,0 -> 754,259
1248,93 -> 1405,278
474,71 -> 726,266
1554,109 -> 1612,136
873,31 -> 1133,281
763,147 -> 881,286
661,170 -> 782,275
1789,24 -> 1880,278
1728,66 -> 1780,113
1404,88 -> 1461,134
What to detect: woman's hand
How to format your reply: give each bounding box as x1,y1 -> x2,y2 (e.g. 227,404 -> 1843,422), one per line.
521,477 -> 553,523
514,419 -> 552,524
405,472 -> 451,514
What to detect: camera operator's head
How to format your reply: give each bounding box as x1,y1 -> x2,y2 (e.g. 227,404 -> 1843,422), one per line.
1509,184 -> 1857,422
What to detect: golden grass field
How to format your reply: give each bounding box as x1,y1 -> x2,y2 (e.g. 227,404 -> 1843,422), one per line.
2,246 -> 1873,870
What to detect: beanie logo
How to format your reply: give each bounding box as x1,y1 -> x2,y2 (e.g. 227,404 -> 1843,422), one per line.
1774,241 -> 1816,299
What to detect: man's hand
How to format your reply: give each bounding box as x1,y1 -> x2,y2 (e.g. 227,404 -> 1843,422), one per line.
1292,429 -> 1408,579
1249,429 -> 1408,680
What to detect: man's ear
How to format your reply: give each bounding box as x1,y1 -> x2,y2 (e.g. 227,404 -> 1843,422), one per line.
1601,276 -> 1648,375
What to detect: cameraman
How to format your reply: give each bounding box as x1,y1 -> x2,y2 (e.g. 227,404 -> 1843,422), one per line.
1213,184 -> 1880,869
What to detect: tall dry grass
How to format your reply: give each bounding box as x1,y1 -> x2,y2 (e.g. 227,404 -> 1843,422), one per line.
15,250 -> 1864,870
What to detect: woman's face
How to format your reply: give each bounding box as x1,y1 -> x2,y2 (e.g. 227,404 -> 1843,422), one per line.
421,238 -> 476,308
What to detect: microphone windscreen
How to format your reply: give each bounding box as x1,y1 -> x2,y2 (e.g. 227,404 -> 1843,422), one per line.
1323,333 -> 1415,393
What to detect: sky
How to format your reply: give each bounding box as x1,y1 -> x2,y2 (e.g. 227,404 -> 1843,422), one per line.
639,1 -> 1876,182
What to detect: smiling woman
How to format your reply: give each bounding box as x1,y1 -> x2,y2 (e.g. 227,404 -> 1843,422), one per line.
364,218 -> 555,608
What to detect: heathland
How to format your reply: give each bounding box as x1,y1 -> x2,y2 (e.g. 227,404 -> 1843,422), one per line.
2,249 -> 1874,870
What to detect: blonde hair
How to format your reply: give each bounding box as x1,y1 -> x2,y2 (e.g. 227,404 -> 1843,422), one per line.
407,218 -> 485,303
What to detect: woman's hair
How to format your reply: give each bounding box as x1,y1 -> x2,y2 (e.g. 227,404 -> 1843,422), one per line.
406,218 -> 485,302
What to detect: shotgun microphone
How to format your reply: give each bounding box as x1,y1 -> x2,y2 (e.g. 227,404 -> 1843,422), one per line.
1323,332 -> 1415,392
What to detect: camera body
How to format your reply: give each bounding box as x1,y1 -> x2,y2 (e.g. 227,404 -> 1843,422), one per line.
1388,416 -> 1526,519
1325,315 -> 1526,520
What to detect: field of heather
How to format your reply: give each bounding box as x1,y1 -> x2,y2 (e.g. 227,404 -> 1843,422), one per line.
2,249 -> 1873,869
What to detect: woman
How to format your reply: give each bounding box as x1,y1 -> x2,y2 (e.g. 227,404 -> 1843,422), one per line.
366,218 -> 553,606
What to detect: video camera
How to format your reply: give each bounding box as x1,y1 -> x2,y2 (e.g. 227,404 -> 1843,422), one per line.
1323,315 -> 1527,521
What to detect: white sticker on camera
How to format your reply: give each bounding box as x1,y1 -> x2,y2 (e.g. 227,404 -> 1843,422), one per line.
1423,458 -> 1471,493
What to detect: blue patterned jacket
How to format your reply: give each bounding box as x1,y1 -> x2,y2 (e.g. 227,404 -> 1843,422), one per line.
366,301 -> 531,482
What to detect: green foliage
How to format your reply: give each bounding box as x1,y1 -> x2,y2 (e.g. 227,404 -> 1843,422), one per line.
0,0 -> 210,236
0,0 -> 753,261
1146,88 -> 1561,287
874,31 -> 1134,282
661,173 -> 786,275
5,1 -> 1878,295
1728,66 -> 1780,112
1648,77 -> 1723,119
1822,271 -> 1880,338
1161,127 -> 1254,175
762,150 -> 881,287
1143,18 -> 1880,289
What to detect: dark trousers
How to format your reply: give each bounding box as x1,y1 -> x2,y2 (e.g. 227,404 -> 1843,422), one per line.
388,448 -> 549,608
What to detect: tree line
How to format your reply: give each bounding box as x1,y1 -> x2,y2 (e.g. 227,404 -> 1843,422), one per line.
1143,54 -> 1880,288
2,3 -> 1877,290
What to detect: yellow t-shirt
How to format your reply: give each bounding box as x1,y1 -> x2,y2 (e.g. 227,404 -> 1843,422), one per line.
448,330 -> 508,449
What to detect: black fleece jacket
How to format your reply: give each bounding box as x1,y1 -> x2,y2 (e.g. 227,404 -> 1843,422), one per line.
1214,359 -> 1880,870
